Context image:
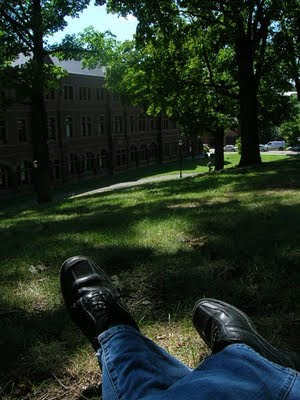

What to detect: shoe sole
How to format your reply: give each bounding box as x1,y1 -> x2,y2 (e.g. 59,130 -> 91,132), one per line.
192,298 -> 294,369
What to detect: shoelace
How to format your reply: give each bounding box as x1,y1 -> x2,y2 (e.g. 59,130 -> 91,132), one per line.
87,291 -> 123,313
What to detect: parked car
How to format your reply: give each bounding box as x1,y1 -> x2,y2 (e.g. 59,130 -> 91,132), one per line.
224,145 -> 238,152
263,141 -> 286,151
259,144 -> 268,152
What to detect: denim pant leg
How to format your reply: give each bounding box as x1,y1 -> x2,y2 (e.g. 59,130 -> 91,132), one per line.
97,327 -> 300,400
160,344 -> 300,400
97,325 -> 191,400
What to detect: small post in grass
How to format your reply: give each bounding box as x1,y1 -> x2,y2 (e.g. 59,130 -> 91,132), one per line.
179,139 -> 183,178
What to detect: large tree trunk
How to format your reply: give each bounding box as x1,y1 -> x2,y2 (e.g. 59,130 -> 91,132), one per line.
236,36 -> 261,167
31,0 -> 51,202
214,126 -> 224,171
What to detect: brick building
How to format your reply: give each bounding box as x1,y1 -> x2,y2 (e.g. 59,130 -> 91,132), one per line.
0,56 -> 181,196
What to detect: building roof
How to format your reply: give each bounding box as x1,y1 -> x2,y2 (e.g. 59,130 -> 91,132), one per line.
12,54 -> 105,77
50,56 -> 105,77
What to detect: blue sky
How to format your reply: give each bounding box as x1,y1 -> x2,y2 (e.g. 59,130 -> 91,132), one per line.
47,4 -> 138,44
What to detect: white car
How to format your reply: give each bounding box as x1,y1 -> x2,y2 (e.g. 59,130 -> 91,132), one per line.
223,145 -> 238,152
264,141 -> 286,151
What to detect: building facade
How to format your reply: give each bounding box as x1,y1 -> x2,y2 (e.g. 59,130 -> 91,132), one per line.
0,58 -> 181,196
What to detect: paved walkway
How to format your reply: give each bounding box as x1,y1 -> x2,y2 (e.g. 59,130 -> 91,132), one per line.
71,172 -> 203,198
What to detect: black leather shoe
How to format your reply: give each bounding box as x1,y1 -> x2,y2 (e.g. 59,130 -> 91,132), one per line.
192,298 -> 299,370
60,256 -> 139,350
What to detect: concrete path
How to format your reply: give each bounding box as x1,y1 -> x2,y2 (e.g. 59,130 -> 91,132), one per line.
71,172 -> 202,199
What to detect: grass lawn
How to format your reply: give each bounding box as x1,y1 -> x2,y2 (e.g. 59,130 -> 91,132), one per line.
55,153 -> 293,198
0,154 -> 299,399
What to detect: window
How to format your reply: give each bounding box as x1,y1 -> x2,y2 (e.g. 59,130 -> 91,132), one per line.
65,117 -> 73,138
17,119 -> 27,142
50,159 -> 61,180
149,143 -> 157,160
139,114 -> 146,131
113,93 -> 119,102
45,89 -> 55,100
96,150 -> 108,169
86,152 -> 95,171
79,87 -> 91,100
0,117 -> 6,144
113,116 -> 122,133
130,145 -> 138,162
80,116 -> 92,136
63,86 -> 73,100
48,117 -> 56,140
97,115 -> 105,135
17,161 -> 32,185
96,87 -> 105,100
0,165 -> 10,189
139,144 -> 147,161
129,116 -> 134,133
172,142 -> 178,154
81,155 -> 87,172
69,154 -> 79,174
116,149 -> 127,166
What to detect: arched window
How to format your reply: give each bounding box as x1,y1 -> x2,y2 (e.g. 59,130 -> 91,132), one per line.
0,165 -> 10,189
101,150 -> 108,169
139,144 -> 147,161
149,143 -> 157,160
116,149 -> 127,166
53,160 -> 61,179
130,145 -> 138,162
17,161 -> 32,185
86,152 -> 95,171
138,114 -> 146,131
69,154 -> 79,174
80,154 -> 87,173
96,150 -> 108,169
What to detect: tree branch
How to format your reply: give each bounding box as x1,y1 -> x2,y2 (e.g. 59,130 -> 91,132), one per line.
202,45 -> 216,86
246,0 -> 255,39
201,46 -> 238,99
254,13 -> 270,84
0,8 -> 33,49
182,9 -> 226,27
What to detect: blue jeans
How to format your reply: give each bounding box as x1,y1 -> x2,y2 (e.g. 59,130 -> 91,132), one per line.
97,325 -> 300,400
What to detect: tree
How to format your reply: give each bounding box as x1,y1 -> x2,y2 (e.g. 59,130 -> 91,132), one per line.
80,23 -> 238,170
0,0 -> 93,202
100,0 -> 296,166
